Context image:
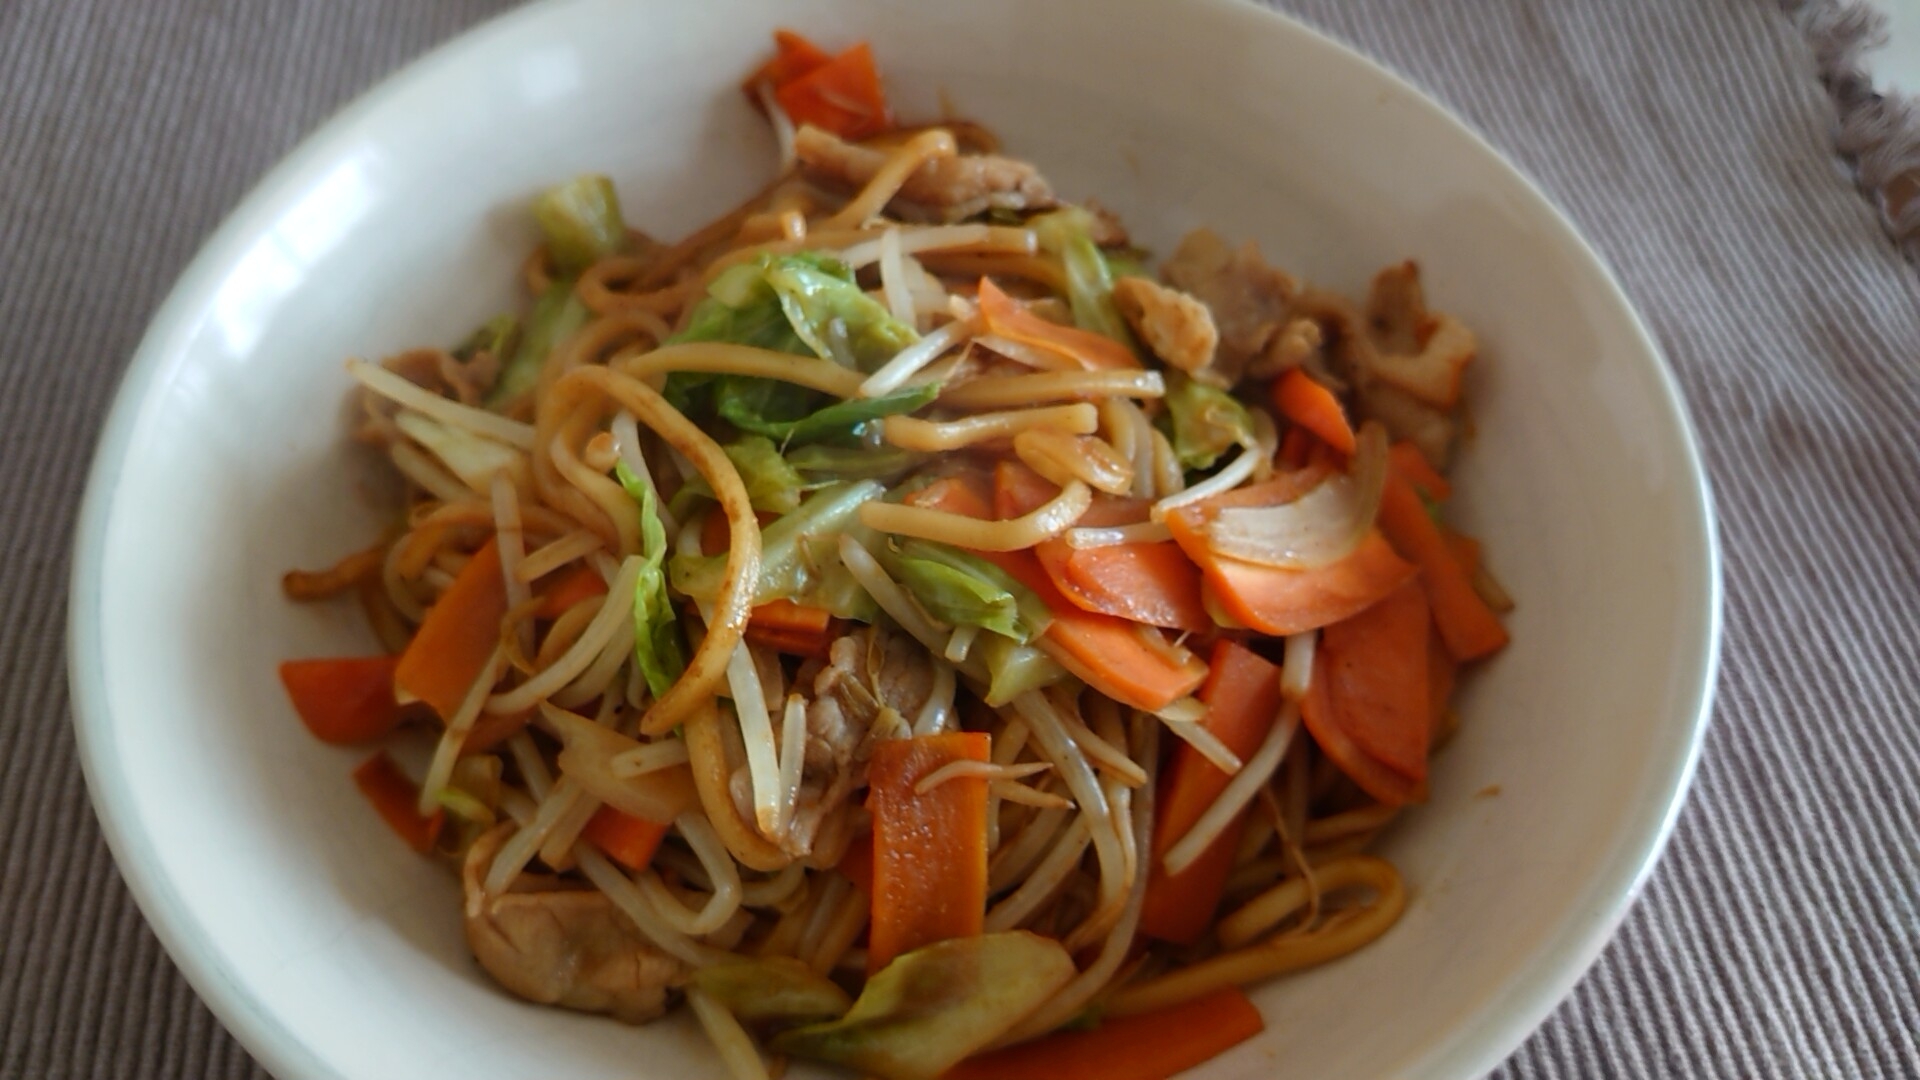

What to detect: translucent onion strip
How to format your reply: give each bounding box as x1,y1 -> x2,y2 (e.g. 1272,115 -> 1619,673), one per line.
972,332 -> 1080,372
347,358 -> 535,448
610,736 -> 692,779
1162,701 -> 1300,875
836,224 -> 1035,269
388,440 -> 471,504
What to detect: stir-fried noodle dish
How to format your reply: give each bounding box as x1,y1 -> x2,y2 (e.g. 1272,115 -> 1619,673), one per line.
278,31 -> 1513,1080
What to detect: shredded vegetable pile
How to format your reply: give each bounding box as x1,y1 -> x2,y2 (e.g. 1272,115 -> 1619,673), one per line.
278,30 -> 1512,1080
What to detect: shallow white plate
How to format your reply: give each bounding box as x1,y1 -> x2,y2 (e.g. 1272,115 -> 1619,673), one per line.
68,0 -> 1720,1076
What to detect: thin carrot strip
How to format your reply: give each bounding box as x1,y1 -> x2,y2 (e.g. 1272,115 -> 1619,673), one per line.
580,805 -> 672,871
1377,474 -> 1508,661
1389,440 -> 1452,501
978,278 -> 1138,371
866,732 -> 991,972
394,538 -> 507,719
1140,641 -> 1285,945
534,563 -> 608,619
352,752 -> 443,854
1318,579 -> 1431,780
775,42 -> 892,140
1273,368 -> 1356,455
278,656 -> 403,745
1299,651 -> 1425,807
943,987 -> 1265,1080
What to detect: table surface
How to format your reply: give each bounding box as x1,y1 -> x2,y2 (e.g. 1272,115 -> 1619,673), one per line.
3,1 -> 1918,1078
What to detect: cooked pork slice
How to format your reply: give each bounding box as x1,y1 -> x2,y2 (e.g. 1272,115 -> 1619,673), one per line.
1159,228 -> 1299,387
781,626 -> 933,857
795,125 -> 1057,222
463,824 -> 688,1024
1113,276 -> 1219,377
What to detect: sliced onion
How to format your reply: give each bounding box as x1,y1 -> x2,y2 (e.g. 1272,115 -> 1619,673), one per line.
1206,421 -> 1389,570
544,702 -> 698,824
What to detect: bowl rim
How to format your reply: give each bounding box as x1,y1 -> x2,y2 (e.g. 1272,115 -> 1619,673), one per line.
66,1 -> 1723,1077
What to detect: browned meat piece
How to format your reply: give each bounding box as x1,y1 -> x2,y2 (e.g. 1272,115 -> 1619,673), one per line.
1113,276 -> 1218,376
779,625 -> 933,859
1293,277 -> 1463,468
1159,228 -> 1299,388
794,125 -> 1057,223
462,824 -> 688,1024
1082,200 -> 1131,247
1359,261 -> 1476,409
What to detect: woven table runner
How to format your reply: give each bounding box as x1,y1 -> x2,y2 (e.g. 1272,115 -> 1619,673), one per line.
3,1 -> 1916,1076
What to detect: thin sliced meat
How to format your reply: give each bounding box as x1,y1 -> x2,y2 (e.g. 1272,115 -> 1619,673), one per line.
462,824 -> 688,1024
794,124 -> 1057,222
1159,228 -> 1298,387
777,625 -> 933,859
1114,276 -> 1219,377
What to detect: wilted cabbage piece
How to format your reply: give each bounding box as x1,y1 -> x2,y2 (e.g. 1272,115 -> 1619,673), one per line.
616,463 -> 685,698
772,931 -> 1076,1080
1162,373 -> 1254,471
688,956 -> 852,1029
672,476 -> 887,607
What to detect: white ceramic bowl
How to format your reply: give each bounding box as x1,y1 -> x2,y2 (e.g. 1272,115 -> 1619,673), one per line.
68,0 -> 1721,1076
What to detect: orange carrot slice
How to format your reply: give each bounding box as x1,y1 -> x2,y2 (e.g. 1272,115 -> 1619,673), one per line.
1273,368 -> 1356,456
866,732 -> 991,972
279,656 -> 403,745
580,805 -> 672,871
1140,640 -> 1286,944
978,278 -> 1138,371
533,563 -> 608,619
742,29 -> 833,99
1377,474 -> 1508,661
395,538 -> 507,720
1318,579 -> 1431,780
943,987 -> 1265,1080
1299,650 -> 1426,806
776,42 -> 892,141
352,752 -> 443,854
1389,440 -> 1452,501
